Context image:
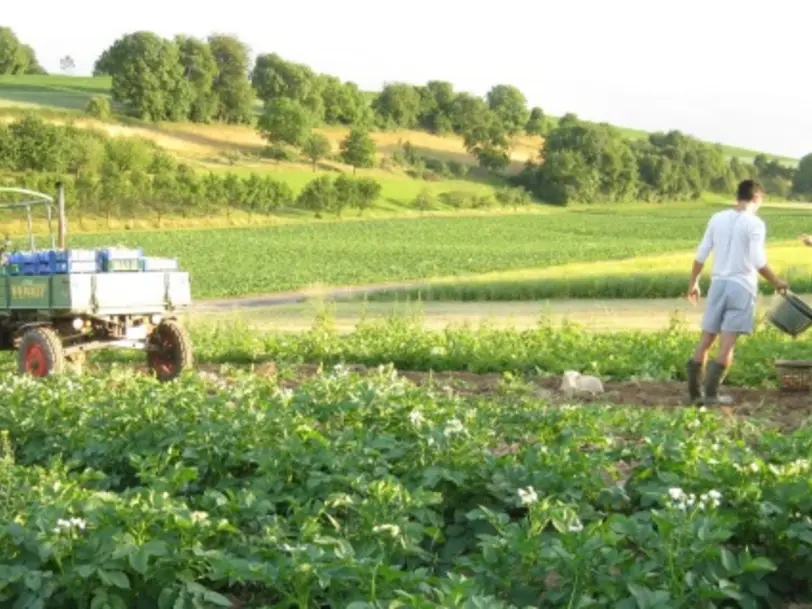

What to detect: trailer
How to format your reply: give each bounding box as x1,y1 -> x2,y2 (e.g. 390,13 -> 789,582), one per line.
0,184 -> 193,381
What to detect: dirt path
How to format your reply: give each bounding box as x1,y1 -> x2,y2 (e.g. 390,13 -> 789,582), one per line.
191,280 -> 427,311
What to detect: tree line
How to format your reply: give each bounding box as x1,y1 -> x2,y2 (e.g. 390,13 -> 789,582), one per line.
0,115 -> 527,224
512,120 -> 808,204
3,26 -> 810,204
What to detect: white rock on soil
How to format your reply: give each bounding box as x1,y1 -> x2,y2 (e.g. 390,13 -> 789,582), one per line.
559,370 -> 604,395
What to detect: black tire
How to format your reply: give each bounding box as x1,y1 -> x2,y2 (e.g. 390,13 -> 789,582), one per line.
18,326 -> 66,378
146,319 -> 193,382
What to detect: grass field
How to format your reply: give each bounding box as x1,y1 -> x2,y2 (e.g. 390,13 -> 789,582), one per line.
39,203 -> 810,300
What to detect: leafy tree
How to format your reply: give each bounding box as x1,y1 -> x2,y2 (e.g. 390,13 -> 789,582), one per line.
333,174 -> 357,217
339,128 -> 376,174
372,83 -> 421,128
412,188 -> 432,212
296,174 -> 335,218
792,153 -> 812,199
175,35 -> 218,123
96,32 -> 191,121
417,81 -> 456,133
321,75 -> 368,125
355,177 -> 382,215
458,104 -> 510,171
208,34 -> 255,124
251,53 -> 325,120
525,106 -> 550,136
534,122 -> 639,204
258,98 -> 312,147
486,84 -> 530,136
0,27 -> 45,75
302,133 -> 331,171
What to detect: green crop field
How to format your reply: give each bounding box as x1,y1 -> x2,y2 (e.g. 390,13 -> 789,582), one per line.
2,319 -> 812,607
48,203 -> 812,300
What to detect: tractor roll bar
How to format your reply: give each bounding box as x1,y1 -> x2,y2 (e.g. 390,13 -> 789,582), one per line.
0,183 -> 67,251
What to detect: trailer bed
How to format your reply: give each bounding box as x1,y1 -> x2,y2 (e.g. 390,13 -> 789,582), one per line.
0,271 -> 191,314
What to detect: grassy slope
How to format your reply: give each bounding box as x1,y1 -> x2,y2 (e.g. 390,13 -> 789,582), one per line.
0,74 -> 797,169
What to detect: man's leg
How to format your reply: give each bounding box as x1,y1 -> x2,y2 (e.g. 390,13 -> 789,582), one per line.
703,283 -> 755,405
688,281 -> 723,403
687,331 -> 717,403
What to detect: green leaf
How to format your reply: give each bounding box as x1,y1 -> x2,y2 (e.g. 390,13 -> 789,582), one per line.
743,556 -> 777,573
720,548 -> 738,573
128,549 -> 149,575
98,570 -> 130,590
75,565 -> 96,579
202,589 -> 232,607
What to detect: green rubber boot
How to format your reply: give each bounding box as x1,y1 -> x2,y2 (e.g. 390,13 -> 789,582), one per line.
686,359 -> 704,404
703,361 -> 734,405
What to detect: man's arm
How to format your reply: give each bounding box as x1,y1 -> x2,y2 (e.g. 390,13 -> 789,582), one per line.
751,222 -> 788,292
687,219 -> 713,302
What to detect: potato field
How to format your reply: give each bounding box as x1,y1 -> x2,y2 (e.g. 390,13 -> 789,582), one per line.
58,204 -> 812,300
2,317 -> 812,608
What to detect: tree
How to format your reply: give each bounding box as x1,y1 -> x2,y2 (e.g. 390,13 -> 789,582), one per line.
175,36 -> 218,123
96,31 -> 191,121
355,177 -> 382,215
296,174 -> 335,218
258,98 -> 312,147
60,55 -> 76,74
525,106 -> 550,136
486,84 -> 530,136
339,128 -> 376,174
0,27 -> 45,75
252,53 -> 319,107
321,75 -> 368,125
208,34 -> 255,124
302,133 -> 331,171
792,154 -> 812,199
417,81 -> 456,133
333,174 -> 357,217
372,83 -> 422,128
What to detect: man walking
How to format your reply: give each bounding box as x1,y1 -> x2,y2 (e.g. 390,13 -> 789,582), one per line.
685,179 -> 788,405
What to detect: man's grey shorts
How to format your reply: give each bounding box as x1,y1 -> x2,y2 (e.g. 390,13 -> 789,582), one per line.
701,279 -> 756,335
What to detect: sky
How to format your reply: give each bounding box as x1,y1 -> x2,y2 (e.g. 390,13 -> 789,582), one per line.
4,0 -> 810,158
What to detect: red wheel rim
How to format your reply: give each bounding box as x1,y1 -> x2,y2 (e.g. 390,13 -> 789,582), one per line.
24,344 -> 48,377
148,329 -> 176,377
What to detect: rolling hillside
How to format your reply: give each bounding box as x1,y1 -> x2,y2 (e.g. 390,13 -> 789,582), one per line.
0,74 -> 798,170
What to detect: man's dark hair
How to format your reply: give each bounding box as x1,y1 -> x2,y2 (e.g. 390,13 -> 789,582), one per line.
737,179 -> 764,202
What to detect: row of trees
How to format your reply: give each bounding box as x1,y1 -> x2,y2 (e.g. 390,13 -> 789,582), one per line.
0,27 -> 46,75
88,30 -> 550,170
512,119 -> 810,204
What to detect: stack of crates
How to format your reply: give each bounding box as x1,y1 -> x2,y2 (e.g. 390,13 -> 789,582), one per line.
49,249 -> 98,274
97,247 -> 143,272
1,247 -> 180,275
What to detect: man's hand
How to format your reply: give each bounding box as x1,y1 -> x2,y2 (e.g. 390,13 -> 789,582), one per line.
773,277 -> 789,295
801,234 -> 812,247
687,281 -> 701,306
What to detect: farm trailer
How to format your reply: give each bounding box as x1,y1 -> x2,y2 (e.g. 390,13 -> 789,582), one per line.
0,185 -> 193,380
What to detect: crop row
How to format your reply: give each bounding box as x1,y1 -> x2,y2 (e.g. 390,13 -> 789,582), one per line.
2,368 -> 812,607
57,205 -> 811,299
0,315 -> 790,388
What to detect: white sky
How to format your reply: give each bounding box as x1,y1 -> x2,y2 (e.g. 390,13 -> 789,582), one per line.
4,0 -> 810,158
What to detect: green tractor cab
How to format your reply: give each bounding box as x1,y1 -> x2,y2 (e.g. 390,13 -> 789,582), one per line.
0,184 -> 193,381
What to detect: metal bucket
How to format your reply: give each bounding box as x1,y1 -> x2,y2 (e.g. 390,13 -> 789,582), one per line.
767,291 -> 812,337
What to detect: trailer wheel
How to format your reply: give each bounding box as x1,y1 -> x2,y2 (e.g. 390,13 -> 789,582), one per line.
146,319 -> 193,382
18,326 -> 66,378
